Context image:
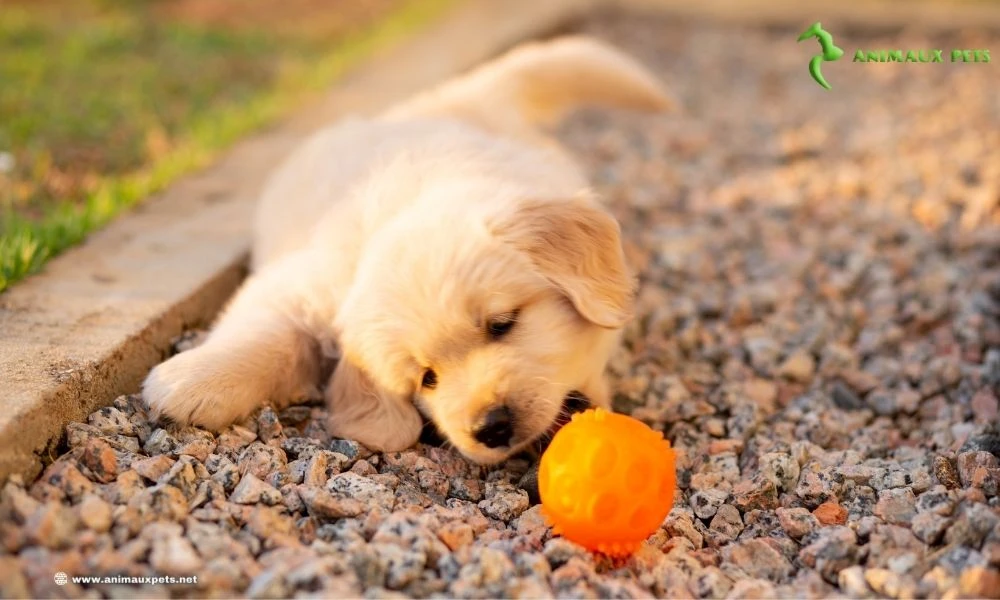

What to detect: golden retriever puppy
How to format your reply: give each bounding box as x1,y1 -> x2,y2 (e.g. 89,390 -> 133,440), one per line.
143,35 -> 672,464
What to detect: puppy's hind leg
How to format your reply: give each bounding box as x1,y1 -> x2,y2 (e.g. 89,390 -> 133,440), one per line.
143,250 -> 336,431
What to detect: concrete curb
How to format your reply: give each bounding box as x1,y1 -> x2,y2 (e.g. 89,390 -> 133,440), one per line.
0,0 -> 600,484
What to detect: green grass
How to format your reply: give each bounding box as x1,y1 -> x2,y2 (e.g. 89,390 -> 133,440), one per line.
0,0 -> 457,292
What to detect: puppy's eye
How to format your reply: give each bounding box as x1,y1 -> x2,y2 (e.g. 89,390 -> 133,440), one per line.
486,311 -> 518,341
421,369 -> 438,390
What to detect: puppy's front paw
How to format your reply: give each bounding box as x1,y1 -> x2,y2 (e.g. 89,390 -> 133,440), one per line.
142,348 -> 264,431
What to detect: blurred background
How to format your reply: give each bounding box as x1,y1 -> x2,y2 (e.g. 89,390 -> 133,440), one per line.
0,0 -> 451,292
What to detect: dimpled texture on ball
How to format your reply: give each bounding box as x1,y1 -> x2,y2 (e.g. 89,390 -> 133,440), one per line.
538,407 -> 676,557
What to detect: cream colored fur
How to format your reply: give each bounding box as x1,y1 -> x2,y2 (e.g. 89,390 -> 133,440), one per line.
143,35 -> 672,464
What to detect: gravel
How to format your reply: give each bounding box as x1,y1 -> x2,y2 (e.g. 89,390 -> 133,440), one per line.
3,10 -> 1000,599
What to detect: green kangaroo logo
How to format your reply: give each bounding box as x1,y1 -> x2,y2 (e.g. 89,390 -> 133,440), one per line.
797,22 -> 844,90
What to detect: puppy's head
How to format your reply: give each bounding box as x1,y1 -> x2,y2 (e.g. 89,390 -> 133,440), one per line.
335,194 -> 634,463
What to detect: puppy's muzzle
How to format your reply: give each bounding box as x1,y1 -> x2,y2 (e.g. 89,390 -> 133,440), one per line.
473,405 -> 515,448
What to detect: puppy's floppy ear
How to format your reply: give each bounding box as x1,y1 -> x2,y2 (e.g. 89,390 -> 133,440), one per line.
326,358 -> 422,453
492,195 -> 635,328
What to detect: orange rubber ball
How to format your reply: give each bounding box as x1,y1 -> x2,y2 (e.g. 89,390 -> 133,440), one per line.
538,407 -> 676,557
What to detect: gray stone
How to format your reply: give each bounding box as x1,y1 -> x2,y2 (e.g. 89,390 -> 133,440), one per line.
230,474 -> 282,506
256,407 -> 283,443
759,452 -> 800,492
143,428 -> 179,456
689,488 -> 728,519
25,502 -> 78,549
150,533 -> 204,576
915,485 -> 955,516
957,450 -> 1000,494
237,442 -> 288,480
776,507 -> 818,540
77,493 -> 113,533
477,482 -> 529,522
874,488 -> 917,526
327,472 -> 395,513
943,503 -> 999,548
707,503 -> 744,547
799,526 -> 860,584
723,538 -> 793,582
911,512 -> 951,545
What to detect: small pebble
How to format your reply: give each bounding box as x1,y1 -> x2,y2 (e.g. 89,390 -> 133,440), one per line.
77,493 -> 113,533
776,507 -> 818,540
812,501 -> 848,526
230,474 -> 282,506
132,455 -> 176,482
25,502 -> 78,549
478,482 -> 529,522
874,488 -> 918,526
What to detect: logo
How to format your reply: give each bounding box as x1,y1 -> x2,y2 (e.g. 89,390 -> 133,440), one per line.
797,22 -> 844,90
852,49 -> 989,63
54,572 -> 68,586
797,22 -> 991,90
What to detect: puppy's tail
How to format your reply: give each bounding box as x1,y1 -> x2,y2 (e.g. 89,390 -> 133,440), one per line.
382,35 -> 675,140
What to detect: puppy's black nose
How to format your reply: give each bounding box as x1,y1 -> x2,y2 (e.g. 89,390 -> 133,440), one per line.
474,406 -> 514,448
